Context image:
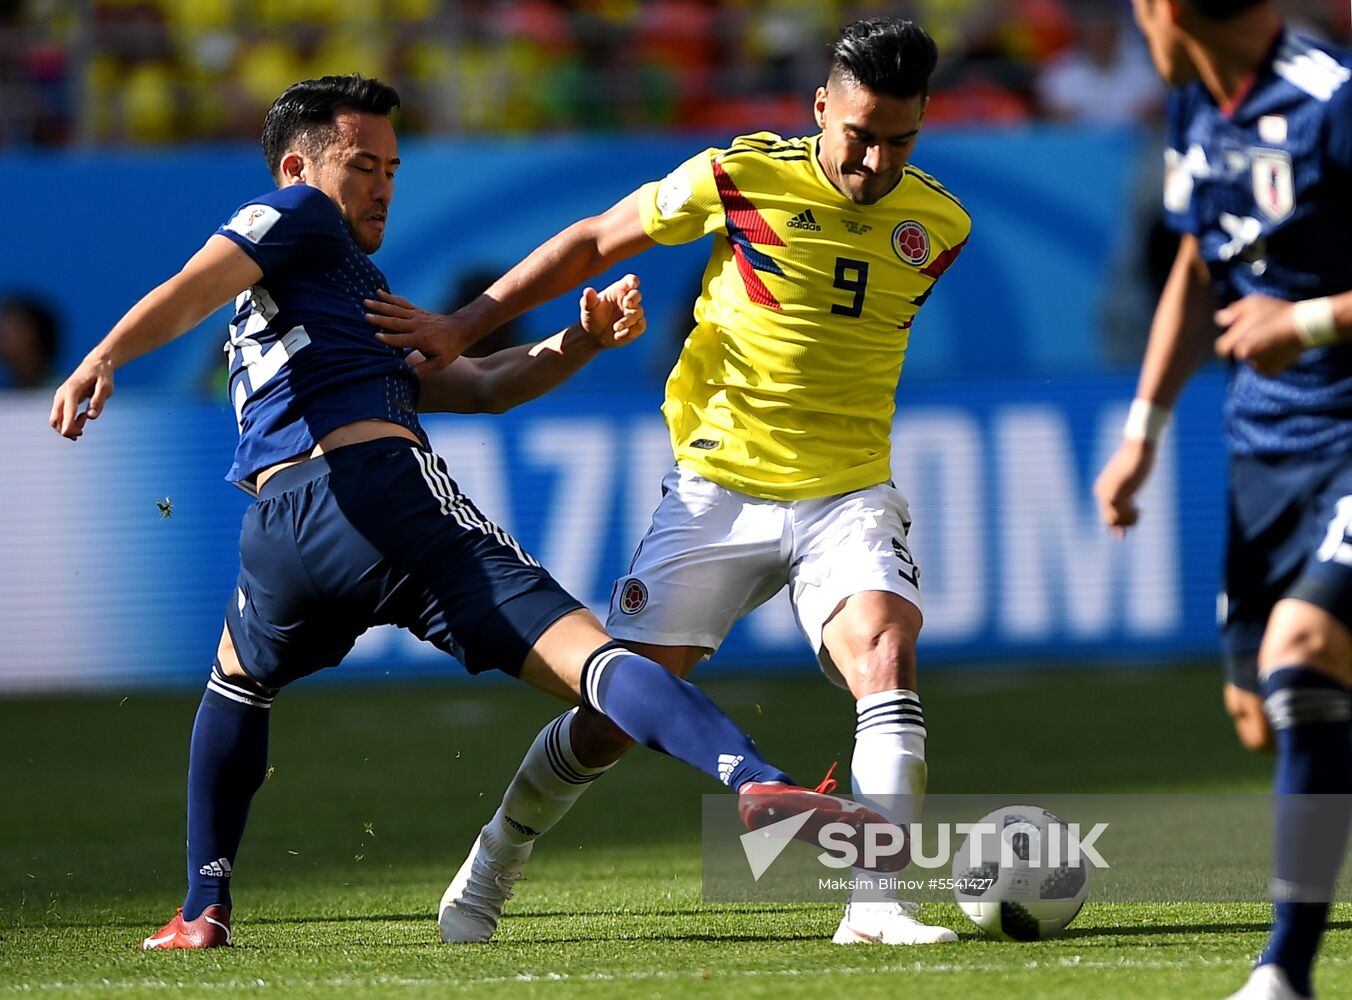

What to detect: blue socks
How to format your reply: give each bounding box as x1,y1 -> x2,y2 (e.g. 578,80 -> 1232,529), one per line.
1259,666 -> 1352,998
579,642 -> 792,790
183,665 -> 273,920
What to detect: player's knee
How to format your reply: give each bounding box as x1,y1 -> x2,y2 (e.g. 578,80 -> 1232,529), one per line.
824,595 -> 921,683
1259,601 -> 1352,684
213,626 -> 277,696
211,656 -> 276,699
1259,627 -> 1324,671
833,622 -> 917,693
215,626 -> 251,679
570,705 -> 636,766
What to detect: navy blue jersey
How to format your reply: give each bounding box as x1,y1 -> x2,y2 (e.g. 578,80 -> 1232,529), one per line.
215,184 -> 426,488
1163,31 -> 1352,458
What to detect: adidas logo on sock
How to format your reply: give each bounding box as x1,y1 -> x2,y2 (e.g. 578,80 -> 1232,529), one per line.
786,209 -> 821,231
717,753 -> 745,785
505,816 -> 541,837
198,858 -> 233,878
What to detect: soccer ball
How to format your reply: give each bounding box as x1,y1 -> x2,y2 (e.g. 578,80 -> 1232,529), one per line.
951,804 -> 1090,941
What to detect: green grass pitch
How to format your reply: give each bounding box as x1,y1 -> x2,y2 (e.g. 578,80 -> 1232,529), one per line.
3,663 -> 1349,998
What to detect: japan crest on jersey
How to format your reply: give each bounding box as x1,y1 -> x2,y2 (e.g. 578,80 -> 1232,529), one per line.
1250,149 -> 1294,221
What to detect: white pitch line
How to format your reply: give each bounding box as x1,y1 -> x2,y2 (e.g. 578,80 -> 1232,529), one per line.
8,956 -> 1352,993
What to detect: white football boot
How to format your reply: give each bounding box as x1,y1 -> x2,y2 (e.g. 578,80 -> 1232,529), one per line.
832,900 -> 959,945
438,831 -> 530,943
1224,965 -> 1309,1000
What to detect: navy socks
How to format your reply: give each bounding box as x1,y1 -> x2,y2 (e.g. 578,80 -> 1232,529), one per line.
178,644 -> 797,921
1259,666 -> 1352,998
579,642 -> 792,790
183,666 -> 273,920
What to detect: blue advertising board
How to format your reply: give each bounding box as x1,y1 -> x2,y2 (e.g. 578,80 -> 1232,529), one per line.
0,369 -> 1227,692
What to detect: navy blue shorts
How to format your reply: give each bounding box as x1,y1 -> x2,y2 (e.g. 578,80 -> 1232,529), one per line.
1222,450 -> 1352,693
224,437 -> 583,689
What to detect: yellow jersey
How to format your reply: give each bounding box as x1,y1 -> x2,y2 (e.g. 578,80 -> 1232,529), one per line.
637,132 -> 971,501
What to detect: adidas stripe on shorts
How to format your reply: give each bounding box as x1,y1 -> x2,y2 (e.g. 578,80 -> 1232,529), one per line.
226,437 -> 582,688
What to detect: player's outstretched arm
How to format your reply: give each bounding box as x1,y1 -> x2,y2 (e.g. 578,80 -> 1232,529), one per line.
1214,290 -> 1352,376
1094,234 -> 1214,534
50,236 -> 263,440
366,192 -> 654,375
414,273 -> 646,415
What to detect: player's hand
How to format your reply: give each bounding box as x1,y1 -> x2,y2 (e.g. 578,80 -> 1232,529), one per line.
1214,294 -> 1308,376
1093,439 -> 1156,538
580,274 -> 646,349
365,289 -> 472,376
49,355 -> 114,441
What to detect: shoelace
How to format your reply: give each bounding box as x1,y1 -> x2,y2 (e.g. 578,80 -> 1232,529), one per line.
814,761 -> 840,795
492,869 -> 524,899
471,855 -> 525,900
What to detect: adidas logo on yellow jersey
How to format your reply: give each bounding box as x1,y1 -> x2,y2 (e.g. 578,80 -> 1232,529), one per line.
786,209 -> 822,231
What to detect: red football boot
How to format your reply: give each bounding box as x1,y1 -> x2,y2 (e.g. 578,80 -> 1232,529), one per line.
737,763 -> 911,873
141,905 -> 233,950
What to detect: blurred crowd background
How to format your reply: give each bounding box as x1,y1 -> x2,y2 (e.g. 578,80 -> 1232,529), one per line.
2,0 -> 1346,149
0,0 -> 1348,392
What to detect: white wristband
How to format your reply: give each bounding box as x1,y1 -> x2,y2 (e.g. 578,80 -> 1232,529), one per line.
1123,399 -> 1171,443
1292,297 -> 1339,348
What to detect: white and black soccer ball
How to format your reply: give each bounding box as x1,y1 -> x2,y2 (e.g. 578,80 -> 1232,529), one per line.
951,804 -> 1090,941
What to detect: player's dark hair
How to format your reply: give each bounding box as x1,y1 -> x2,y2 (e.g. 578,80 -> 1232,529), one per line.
261,74 -> 400,178
828,18 -> 939,99
1180,0 -> 1267,19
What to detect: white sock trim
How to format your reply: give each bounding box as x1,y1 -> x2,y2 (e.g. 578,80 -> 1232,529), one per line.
855,688 -> 925,737
207,664 -> 273,709
581,645 -> 629,713
545,709 -> 615,784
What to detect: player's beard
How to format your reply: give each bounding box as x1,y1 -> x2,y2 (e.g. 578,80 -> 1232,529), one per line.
348,218 -> 384,254
845,172 -> 899,205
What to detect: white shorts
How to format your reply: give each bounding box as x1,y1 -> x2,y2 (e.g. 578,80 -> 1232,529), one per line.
606,466 -> 923,688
